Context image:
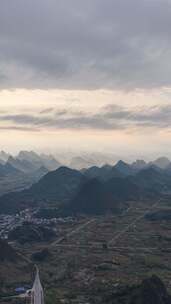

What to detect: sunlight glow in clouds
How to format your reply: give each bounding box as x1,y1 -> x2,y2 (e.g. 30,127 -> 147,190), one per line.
1,0 -> 171,158
0,88 -> 171,158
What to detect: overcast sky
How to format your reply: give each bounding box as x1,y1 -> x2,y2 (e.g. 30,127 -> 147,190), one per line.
0,0 -> 171,159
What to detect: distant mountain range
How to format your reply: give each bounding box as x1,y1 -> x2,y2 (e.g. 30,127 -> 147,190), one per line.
1,154 -> 171,216
28,166 -> 86,203
0,151 -> 11,163
57,152 -> 120,169
0,151 -> 61,195
7,150 -> 61,172
66,178 -> 121,216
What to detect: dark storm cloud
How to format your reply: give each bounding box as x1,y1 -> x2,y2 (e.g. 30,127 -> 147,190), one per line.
1,104 -> 171,131
0,0 -> 171,90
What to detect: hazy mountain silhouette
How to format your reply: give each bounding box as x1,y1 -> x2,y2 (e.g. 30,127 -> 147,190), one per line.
83,164 -> 122,181
28,166 -> 86,203
0,162 -> 21,177
114,160 -> 137,176
151,157 -> 171,169
130,166 -> 171,192
65,178 -> 122,216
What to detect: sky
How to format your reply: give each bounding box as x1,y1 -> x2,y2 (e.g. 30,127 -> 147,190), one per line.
1,0 -> 171,160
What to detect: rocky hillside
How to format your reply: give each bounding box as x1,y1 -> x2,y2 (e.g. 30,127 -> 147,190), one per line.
105,275 -> 171,304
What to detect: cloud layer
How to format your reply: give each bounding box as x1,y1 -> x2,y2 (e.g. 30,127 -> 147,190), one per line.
1,104 -> 171,132
1,0 -> 171,90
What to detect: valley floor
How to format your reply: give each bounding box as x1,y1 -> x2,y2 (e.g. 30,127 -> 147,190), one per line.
2,199 -> 171,303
